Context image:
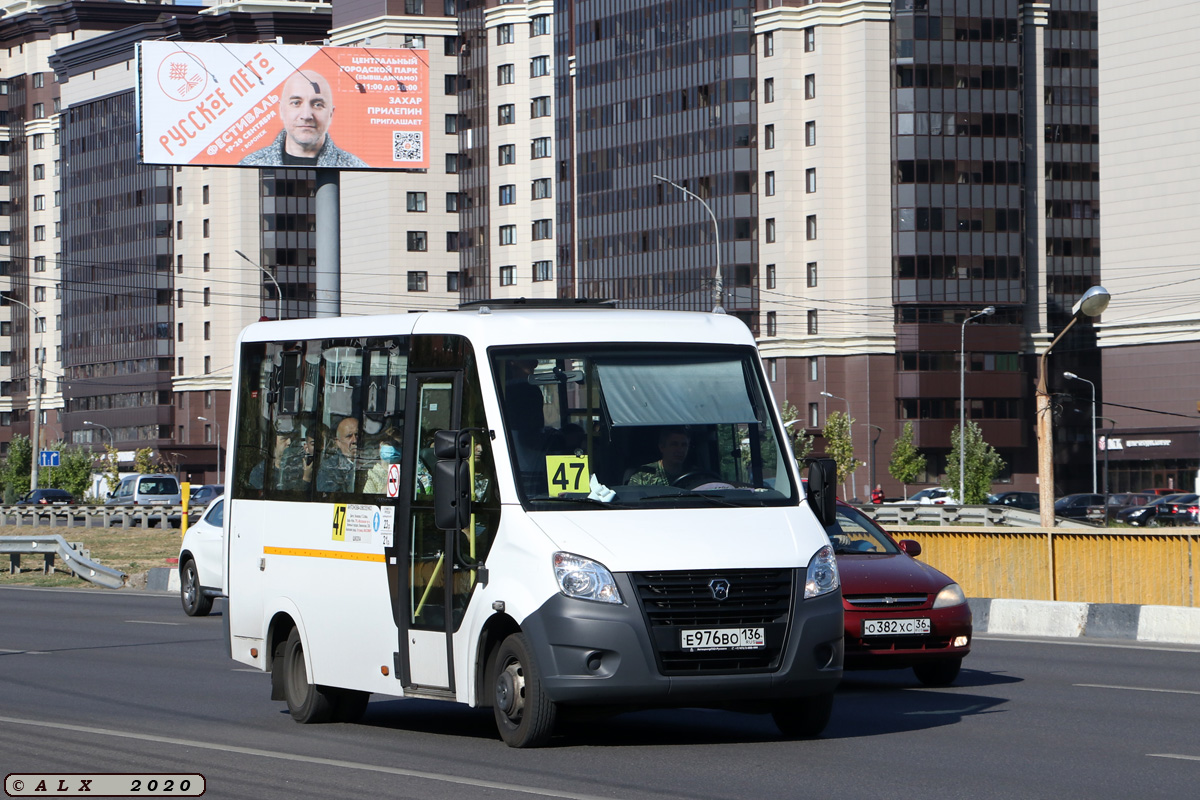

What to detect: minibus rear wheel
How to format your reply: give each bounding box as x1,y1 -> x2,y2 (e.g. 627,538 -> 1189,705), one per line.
771,691 -> 834,739
281,628 -> 337,723
492,633 -> 557,747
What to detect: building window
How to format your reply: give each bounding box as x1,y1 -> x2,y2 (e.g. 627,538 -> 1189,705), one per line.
764,31 -> 774,57
764,78 -> 774,103
444,113 -> 458,134
33,256 -> 46,272
33,286 -> 46,302
531,55 -> 550,77
807,262 -> 818,287
407,231 -> 428,251
54,190 -> 60,207
177,323 -> 184,342
531,96 -> 552,118
765,124 -> 775,149
446,192 -> 460,212
497,23 -> 513,45
532,218 -> 553,240
405,0 -> 424,13
498,143 -> 516,164
499,224 -> 516,245
809,403 -> 819,427
34,194 -> 45,210
766,311 -> 777,336
446,231 -> 459,251
33,103 -> 44,119
499,184 -> 516,205
533,260 -> 552,282
446,271 -> 461,292
806,121 -> 816,146
499,265 -> 516,286
765,171 -> 776,196
498,104 -> 515,125
807,310 -> 818,335
176,186 -> 183,205
407,191 -> 427,212
204,321 -> 211,341
531,136 -> 551,159
809,357 -> 818,381
444,74 -> 459,95
35,317 -> 47,333
531,15 -> 550,36
32,72 -> 44,89
404,34 -> 425,49
769,359 -> 777,381
806,168 -> 817,193
766,263 -> 776,289
532,177 -> 552,199
34,225 -> 45,241
805,74 -> 816,99
203,288 -> 211,307
203,253 -> 211,272
806,215 -> 818,240
498,64 -> 515,85
33,164 -> 45,180
765,218 -> 776,243
177,221 -> 183,239
32,133 -> 44,149
445,153 -> 459,173
203,219 -> 210,238
407,271 -> 429,292
177,289 -> 184,308
202,185 -> 210,204
805,27 -> 816,52
444,32 -> 459,54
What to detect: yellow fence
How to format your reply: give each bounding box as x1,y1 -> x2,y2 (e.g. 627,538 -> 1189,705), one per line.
890,526 -> 1199,607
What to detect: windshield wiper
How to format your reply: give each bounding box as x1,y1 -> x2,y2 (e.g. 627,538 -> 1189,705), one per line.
529,495 -> 631,509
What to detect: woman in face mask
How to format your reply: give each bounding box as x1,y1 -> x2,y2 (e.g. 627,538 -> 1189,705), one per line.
363,429 -> 403,495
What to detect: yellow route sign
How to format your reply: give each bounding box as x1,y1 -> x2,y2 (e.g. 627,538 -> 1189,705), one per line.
331,504 -> 347,541
545,455 -> 590,496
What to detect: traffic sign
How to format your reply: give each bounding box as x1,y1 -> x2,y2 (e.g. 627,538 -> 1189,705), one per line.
39,450 -> 60,468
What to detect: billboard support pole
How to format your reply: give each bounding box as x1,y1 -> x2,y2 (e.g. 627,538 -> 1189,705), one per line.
316,170 -> 341,318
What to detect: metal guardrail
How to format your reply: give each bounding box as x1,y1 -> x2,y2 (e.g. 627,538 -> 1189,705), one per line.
0,505 -> 195,529
0,535 -> 128,589
856,503 -> 1096,529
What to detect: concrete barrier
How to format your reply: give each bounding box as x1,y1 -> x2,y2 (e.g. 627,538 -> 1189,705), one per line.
972,597 -> 1200,646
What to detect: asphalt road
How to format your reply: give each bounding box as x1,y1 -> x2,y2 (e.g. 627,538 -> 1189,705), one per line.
1,586 -> 1198,800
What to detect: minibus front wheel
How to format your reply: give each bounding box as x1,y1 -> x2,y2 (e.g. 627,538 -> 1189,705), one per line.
492,633 -> 557,747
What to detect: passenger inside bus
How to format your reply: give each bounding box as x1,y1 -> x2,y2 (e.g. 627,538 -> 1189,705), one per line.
362,427 -> 403,494
316,416 -> 360,493
627,426 -> 692,486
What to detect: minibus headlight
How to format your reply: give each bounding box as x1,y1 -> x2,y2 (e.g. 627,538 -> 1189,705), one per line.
553,552 -> 621,604
932,582 -> 966,608
804,544 -> 840,599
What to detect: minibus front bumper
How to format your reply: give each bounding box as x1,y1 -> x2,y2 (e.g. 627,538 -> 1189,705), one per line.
517,572 -> 843,707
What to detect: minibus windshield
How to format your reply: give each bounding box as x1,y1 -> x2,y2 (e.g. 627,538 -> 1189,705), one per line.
491,346 -> 796,508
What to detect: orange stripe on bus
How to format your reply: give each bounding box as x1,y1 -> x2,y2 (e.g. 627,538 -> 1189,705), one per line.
263,547 -> 385,563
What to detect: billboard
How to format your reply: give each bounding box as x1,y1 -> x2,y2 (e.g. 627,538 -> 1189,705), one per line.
138,42 -> 430,170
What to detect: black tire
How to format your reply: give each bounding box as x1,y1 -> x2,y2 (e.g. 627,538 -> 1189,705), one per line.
281,628 -> 336,723
180,559 -> 213,617
772,692 -> 834,739
492,633 -> 557,748
913,657 -> 963,687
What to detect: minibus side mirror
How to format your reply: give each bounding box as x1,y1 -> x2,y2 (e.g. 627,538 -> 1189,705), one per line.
433,429 -> 471,531
805,458 -> 838,528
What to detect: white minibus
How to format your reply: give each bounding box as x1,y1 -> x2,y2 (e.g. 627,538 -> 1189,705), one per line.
224,303 -> 843,747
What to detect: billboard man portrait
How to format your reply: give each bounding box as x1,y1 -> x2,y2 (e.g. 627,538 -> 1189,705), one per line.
240,70 -> 368,168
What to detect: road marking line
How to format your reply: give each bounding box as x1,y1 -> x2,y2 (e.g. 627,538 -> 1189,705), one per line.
1075,683 -> 1200,696
231,668 -> 264,673
125,620 -> 184,626
976,635 -> 1200,654
0,715 -> 641,800
1148,754 -> 1200,762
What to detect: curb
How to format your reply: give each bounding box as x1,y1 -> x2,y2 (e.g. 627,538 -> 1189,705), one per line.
970,598 -> 1200,646
146,566 -> 180,593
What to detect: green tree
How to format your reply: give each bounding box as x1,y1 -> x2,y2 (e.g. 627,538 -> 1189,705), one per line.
134,448 -> 155,474
822,410 -> 856,496
1,434 -> 33,503
942,421 -> 1006,504
101,445 -> 121,496
39,442 -> 97,500
888,421 -> 926,498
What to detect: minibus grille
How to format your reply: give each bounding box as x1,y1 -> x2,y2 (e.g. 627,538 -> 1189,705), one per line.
631,568 -> 794,674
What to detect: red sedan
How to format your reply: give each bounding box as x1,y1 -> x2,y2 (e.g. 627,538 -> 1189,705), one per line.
829,502 -> 972,685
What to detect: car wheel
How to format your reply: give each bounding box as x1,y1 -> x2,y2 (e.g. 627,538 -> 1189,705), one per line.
280,628 -> 336,723
913,657 -> 963,687
771,692 -> 834,739
180,559 -> 212,617
492,633 -> 557,748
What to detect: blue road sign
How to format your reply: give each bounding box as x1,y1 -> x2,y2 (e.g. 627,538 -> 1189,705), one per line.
39,451 -> 60,468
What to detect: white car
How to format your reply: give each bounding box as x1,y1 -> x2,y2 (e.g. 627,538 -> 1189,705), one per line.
900,487 -> 958,505
178,497 -> 224,616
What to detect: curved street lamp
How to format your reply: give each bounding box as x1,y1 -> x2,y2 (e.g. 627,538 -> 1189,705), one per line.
651,174 -> 723,314
960,306 -> 995,503
236,249 -> 283,320
197,416 -> 221,486
820,391 -> 855,501
1064,371 -> 1097,494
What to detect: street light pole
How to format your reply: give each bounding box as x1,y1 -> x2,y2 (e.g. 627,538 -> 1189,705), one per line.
1064,371 -> 1097,494
651,174 -> 723,313
197,416 -> 221,485
83,420 -> 114,449
821,391 -> 855,501
4,293 -> 44,490
960,306 -> 995,503
865,424 -> 883,496
236,249 -> 283,320
1036,286 -> 1111,529
1098,416 -> 1118,525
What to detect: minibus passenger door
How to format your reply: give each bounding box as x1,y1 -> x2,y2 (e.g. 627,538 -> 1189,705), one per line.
402,374 -> 460,692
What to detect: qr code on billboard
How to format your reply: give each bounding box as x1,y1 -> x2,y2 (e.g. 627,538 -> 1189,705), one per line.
393,131 -> 423,162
